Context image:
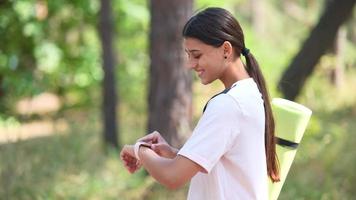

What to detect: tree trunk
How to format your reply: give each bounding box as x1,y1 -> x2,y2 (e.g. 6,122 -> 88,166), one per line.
278,0 -> 355,100
98,0 -> 119,148
250,0 -> 265,36
330,27 -> 346,87
148,0 -> 193,147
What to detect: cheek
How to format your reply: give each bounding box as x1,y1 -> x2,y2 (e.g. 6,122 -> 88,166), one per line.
202,56 -> 222,72
197,57 -> 206,67
205,51 -> 223,65
199,54 -> 216,67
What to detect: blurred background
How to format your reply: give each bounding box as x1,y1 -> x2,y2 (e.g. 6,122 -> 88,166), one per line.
0,0 -> 355,199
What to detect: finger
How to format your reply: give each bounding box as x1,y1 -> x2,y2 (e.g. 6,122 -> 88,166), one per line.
125,157 -> 136,165
120,153 -> 128,161
125,156 -> 139,166
137,131 -> 160,143
122,154 -> 138,167
129,167 -> 137,174
128,163 -> 139,173
121,152 -> 132,161
124,163 -> 132,172
123,158 -> 133,166
122,145 -> 136,158
120,146 -> 130,158
151,144 -> 158,152
131,166 -> 140,173
120,149 -> 125,159
121,154 -> 128,162
124,160 -> 138,172
122,157 -> 133,165
137,134 -> 157,143
152,143 -> 166,152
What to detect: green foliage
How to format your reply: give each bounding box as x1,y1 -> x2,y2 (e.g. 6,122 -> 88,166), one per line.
279,107 -> 356,200
0,0 -> 151,116
114,0 -> 149,114
0,0 -> 102,114
0,114 -> 20,128
195,0 -> 244,10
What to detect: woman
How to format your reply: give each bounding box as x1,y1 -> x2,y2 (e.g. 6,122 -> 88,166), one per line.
120,7 -> 280,200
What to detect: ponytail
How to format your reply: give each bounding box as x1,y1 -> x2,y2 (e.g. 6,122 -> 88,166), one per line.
244,50 -> 280,182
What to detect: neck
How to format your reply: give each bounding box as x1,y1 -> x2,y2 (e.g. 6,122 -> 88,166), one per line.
220,57 -> 250,89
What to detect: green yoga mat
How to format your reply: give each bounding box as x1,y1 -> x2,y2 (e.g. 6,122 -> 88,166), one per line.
268,98 -> 312,200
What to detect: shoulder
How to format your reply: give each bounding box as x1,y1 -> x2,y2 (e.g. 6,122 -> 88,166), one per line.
225,79 -> 264,117
204,93 -> 243,119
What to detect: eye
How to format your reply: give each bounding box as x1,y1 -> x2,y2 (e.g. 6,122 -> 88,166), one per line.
193,54 -> 201,59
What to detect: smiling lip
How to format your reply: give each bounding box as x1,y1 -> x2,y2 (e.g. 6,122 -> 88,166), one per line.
196,70 -> 204,77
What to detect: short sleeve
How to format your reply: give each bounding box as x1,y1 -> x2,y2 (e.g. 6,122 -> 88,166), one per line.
178,94 -> 241,173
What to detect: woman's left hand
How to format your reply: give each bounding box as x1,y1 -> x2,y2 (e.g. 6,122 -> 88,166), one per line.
120,145 -> 141,173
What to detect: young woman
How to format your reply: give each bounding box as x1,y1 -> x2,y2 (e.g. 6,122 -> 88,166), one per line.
120,7 -> 280,200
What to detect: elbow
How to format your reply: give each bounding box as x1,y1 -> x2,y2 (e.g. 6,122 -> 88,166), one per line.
166,184 -> 181,190
164,179 -> 185,190
159,172 -> 186,190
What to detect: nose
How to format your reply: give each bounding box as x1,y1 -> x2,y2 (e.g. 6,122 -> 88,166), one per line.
187,59 -> 198,70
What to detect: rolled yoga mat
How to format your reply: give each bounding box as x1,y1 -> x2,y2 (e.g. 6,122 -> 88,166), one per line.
268,98 -> 312,200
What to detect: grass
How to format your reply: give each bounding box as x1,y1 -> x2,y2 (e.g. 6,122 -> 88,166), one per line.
0,109 -> 188,200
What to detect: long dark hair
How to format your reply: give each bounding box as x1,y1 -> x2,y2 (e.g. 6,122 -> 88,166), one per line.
183,7 -> 280,182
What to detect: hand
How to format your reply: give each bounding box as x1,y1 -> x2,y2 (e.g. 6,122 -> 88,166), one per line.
120,145 -> 141,173
137,131 -> 178,159
151,143 -> 179,159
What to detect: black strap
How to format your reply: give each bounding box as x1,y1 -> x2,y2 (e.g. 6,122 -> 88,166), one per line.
276,137 -> 299,149
202,87 -> 231,113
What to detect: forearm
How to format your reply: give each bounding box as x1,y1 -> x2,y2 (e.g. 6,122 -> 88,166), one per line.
139,146 -> 183,189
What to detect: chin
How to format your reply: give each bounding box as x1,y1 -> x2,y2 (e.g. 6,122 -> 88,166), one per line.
200,78 -> 213,85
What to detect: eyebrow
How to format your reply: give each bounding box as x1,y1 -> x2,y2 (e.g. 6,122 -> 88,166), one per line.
185,49 -> 201,53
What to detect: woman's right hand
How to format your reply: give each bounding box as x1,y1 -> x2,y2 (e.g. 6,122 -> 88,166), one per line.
137,131 -> 178,159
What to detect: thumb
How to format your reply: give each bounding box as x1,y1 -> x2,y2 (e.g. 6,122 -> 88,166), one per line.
151,144 -> 165,153
151,144 -> 158,151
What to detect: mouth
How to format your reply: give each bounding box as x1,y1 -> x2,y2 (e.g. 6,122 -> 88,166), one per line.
196,70 -> 204,77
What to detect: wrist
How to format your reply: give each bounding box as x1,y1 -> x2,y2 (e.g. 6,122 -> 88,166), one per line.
171,147 -> 179,158
164,146 -> 179,159
134,142 -> 151,161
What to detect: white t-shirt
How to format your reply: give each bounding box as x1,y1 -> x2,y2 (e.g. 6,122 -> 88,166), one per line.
178,78 -> 268,200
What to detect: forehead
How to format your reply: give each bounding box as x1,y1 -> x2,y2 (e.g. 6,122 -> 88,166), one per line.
183,38 -> 213,52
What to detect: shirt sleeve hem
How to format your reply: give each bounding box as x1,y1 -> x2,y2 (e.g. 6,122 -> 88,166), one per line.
177,150 -> 213,174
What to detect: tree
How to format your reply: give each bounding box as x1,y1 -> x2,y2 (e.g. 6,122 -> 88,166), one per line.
250,0 -> 266,36
98,0 -> 119,148
278,0 -> 355,100
0,1 -> 101,115
330,27 -> 347,87
148,0 -> 193,147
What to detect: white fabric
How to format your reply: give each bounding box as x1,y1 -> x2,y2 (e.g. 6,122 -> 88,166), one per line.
178,78 -> 268,200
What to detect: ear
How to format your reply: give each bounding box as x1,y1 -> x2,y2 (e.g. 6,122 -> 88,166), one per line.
222,41 -> 233,59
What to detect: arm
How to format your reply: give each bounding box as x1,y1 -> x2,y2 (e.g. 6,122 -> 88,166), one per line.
139,146 -> 205,189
